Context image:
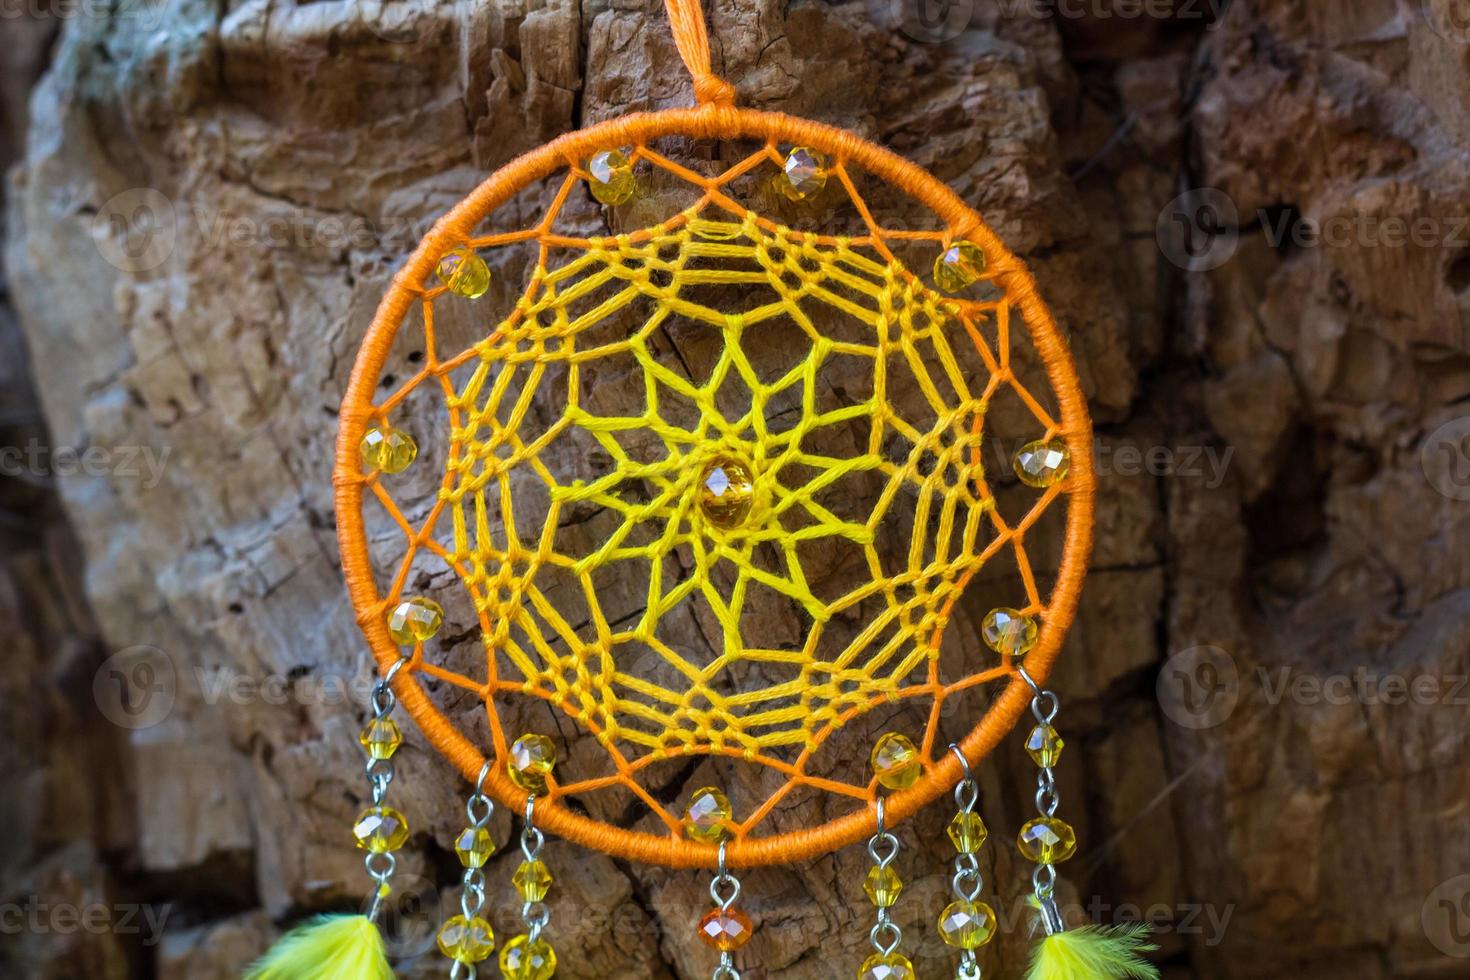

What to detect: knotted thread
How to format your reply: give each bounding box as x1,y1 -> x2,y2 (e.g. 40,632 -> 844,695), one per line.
336,104 -> 1097,870
665,0 -> 737,105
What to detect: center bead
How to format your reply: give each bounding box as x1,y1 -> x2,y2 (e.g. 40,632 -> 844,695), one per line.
698,457 -> 755,528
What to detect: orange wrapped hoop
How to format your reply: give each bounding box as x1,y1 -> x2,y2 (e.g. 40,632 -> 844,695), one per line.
334,0 -> 1093,870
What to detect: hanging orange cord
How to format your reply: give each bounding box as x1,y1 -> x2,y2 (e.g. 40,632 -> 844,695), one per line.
333,0 -> 1095,870
665,0 -> 738,105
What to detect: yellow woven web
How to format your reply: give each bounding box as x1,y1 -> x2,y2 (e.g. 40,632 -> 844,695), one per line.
366,144 -> 1066,833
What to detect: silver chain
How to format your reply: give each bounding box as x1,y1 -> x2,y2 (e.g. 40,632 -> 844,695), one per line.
364,656 -> 408,924
710,841 -> 743,980
865,798 -> 903,958
947,745 -> 983,980
520,796 -> 551,944
1018,667 -> 1065,937
447,763 -> 496,980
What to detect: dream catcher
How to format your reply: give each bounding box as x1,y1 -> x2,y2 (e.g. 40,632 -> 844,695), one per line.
248,2 -> 1157,977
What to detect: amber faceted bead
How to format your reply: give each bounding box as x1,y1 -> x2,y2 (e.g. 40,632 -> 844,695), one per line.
508,734 -> 557,794
697,907 -> 753,952
870,733 -> 922,791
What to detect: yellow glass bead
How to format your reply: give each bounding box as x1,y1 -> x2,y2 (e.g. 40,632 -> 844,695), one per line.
387,596 -> 444,646
436,247 -> 491,299
358,717 -> 403,760
863,865 -> 903,908
946,811 -> 988,854
1026,724 -> 1065,768
508,734 -> 557,794
351,805 -> 410,853
858,951 -> 915,980
1014,438 -> 1071,488
454,826 -> 496,868
359,425 -> 417,474
1018,816 -> 1078,864
500,935 -> 556,980
437,914 -> 495,964
981,607 -> 1037,657
684,786 -> 733,843
937,899 -> 997,950
870,733 -> 922,791
698,457 -> 754,529
933,240 -> 987,293
778,146 -> 828,201
513,859 -> 554,902
587,149 -> 637,205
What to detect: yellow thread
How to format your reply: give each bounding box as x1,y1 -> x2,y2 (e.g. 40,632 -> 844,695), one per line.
441,189 -> 994,760
339,122 -> 1094,865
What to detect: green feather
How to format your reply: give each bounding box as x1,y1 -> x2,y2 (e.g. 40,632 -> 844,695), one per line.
244,914 -> 394,980
1025,924 -> 1160,980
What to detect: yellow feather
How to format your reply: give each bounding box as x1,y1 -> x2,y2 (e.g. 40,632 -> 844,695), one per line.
244,914 -> 394,980
1025,924 -> 1160,980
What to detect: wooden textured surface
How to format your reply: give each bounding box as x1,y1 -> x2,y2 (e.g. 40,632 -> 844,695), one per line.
2,1 -> 1469,977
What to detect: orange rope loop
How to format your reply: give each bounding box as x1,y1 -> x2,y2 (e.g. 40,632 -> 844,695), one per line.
665,0 -> 736,106
337,103 -> 1094,869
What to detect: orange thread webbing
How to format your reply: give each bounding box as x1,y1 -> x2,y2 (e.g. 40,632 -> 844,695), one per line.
334,6 -> 1094,872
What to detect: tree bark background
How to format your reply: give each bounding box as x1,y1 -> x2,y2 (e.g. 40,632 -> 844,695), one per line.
3,1 -> 1469,978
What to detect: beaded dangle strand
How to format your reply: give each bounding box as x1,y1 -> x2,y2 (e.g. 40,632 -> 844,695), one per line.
356,655 -> 412,915
938,745 -> 996,978
857,798 -> 912,980
684,788 -> 754,976
241,659 -> 411,978
1015,668 -> 1158,980
438,763 -> 498,975
702,843 -> 749,980
500,734 -> 558,980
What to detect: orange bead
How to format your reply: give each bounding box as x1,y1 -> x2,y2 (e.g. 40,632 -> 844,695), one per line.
697,907 -> 753,952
